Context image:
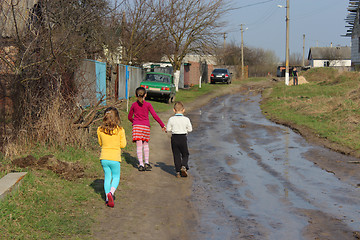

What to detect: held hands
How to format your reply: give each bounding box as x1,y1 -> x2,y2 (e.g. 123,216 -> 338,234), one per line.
162,126 -> 167,133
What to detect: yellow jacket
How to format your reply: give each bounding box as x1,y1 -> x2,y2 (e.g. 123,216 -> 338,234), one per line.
97,126 -> 127,162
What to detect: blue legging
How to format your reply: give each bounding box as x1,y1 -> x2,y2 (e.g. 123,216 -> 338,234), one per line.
101,160 -> 121,194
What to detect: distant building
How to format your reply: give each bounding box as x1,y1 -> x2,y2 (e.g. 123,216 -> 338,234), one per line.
345,0 -> 360,69
181,55 -> 217,87
161,54 -> 217,88
142,62 -> 173,75
307,46 -> 351,68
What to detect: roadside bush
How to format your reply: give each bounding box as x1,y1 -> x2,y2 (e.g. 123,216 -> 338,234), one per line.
3,78 -> 100,158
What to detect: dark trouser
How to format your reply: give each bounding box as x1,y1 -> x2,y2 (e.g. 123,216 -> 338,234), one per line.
293,76 -> 298,85
171,134 -> 189,172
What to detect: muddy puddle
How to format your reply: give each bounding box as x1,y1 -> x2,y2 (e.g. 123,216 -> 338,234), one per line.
187,93 -> 360,240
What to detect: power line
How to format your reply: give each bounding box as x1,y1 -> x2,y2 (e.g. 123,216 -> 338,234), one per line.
247,6 -> 279,27
228,0 -> 276,11
223,3 -> 280,38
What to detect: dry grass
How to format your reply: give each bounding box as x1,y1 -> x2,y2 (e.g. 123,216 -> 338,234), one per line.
262,68 -> 360,152
3,94 -> 94,158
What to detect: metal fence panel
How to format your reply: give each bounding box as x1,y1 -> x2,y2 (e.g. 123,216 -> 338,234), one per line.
74,59 -> 107,107
95,61 -> 106,104
128,66 -> 144,98
75,60 -> 96,107
118,64 -> 144,100
118,64 -> 127,99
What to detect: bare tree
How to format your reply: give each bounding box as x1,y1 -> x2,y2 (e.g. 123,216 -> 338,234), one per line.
151,0 -> 227,90
119,0 -> 168,65
289,52 -> 302,66
217,43 -> 241,66
0,0 -> 116,153
217,42 -> 279,77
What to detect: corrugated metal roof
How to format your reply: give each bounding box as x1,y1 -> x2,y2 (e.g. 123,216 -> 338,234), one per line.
308,46 -> 351,60
344,0 -> 360,37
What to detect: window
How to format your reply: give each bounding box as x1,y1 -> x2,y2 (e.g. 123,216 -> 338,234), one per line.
212,69 -> 229,74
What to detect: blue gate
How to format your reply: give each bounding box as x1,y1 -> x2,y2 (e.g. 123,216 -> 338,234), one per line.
95,60 -> 106,104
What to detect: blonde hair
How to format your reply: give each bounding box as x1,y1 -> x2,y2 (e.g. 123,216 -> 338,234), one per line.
99,107 -> 121,135
174,101 -> 184,112
136,87 -> 146,103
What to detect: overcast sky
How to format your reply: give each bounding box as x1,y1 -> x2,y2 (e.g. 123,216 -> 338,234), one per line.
221,0 -> 351,61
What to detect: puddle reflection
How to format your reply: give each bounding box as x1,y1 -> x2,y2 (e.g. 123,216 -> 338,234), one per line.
188,93 -> 360,240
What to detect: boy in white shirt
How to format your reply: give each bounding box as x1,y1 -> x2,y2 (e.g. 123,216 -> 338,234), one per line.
166,102 -> 193,178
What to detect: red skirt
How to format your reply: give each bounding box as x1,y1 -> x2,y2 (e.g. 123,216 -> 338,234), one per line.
132,125 -> 151,142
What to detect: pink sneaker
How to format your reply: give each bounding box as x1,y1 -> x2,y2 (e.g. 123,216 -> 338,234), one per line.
107,193 -> 114,207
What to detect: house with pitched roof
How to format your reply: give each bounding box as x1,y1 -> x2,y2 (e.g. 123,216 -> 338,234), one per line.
307,46 -> 351,68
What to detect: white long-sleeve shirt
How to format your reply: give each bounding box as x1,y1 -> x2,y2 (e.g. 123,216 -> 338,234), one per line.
167,114 -> 192,134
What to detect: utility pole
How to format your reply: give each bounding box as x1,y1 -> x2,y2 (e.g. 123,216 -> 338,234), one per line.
223,32 -> 227,49
302,34 -> 305,67
285,0 -> 290,85
241,24 -> 244,79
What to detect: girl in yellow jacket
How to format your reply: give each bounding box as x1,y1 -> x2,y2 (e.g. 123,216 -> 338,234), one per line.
97,107 -> 127,207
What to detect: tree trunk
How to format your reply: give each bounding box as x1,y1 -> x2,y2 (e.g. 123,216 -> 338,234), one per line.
174,70 -> 180,92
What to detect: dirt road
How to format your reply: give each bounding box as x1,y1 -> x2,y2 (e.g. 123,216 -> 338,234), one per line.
92,80 -> 360,240
188,92 -> 359,240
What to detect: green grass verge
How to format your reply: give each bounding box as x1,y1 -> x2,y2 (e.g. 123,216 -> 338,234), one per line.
261,68 -> 360,152
0,150 -> 101,239
0,174 -> 95,239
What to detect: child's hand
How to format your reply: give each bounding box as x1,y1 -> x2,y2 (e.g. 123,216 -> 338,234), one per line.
162,126 -> 167,132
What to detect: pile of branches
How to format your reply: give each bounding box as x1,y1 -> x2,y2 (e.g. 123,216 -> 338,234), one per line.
72,97 -> 125,129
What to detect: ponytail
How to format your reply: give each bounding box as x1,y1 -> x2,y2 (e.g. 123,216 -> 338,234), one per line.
136,87 -> 146,103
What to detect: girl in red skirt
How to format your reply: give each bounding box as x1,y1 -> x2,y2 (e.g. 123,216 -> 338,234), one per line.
128,87 -> 166,171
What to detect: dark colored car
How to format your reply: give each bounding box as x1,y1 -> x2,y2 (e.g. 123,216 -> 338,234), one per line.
140,72 -> 176,103
210,68 -> 232,84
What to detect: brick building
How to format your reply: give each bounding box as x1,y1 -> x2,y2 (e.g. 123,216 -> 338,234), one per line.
181,55 -> 217,87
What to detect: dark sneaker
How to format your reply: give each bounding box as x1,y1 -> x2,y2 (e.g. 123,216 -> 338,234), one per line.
138,165 -> 145,171
145,163 -> 152,171
180,166 -> 187,177
107,193 -> 114,207
176,172 -> 181,178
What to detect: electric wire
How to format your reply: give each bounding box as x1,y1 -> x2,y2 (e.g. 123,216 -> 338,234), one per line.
222,0 -> 281,35
227,0 -> 276,11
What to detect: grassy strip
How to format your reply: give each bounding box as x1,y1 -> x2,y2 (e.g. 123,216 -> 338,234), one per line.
0,147 -> 100,240
261,68 -> 360,153
0,79 -> 254,239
